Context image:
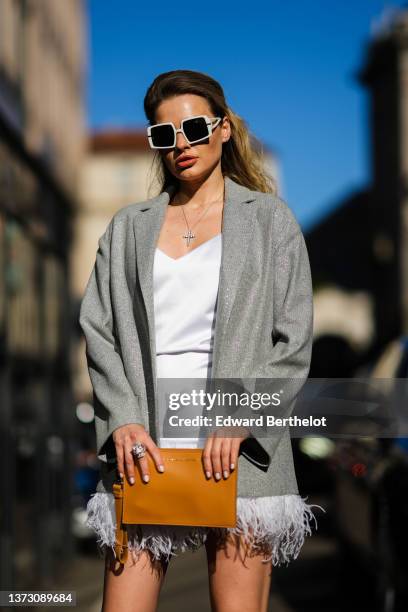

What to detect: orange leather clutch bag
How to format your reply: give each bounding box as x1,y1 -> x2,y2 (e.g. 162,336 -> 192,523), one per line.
112,448 -> 238,564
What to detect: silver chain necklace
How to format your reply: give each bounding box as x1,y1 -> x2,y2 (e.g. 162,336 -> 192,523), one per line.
172,190 -> 224,246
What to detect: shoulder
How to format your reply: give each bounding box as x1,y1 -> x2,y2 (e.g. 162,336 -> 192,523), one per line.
250,189 -> 303,244
102,194 -> 159,234
112,196 -> 155,222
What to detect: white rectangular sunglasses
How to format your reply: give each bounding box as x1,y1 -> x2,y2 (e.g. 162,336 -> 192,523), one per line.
147,114 -> 221,149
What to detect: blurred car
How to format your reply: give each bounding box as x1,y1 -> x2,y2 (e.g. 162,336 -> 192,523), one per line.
327,336 -> 408,612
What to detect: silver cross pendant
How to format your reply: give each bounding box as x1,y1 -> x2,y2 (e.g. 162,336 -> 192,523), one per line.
182,229 -> 195,246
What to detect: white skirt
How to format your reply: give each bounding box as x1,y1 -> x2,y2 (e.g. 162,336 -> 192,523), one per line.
85,490 -> 324,567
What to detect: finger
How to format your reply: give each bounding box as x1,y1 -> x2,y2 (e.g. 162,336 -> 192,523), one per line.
144,438 -> 165,473
128,434 -> 152,483
135,453 -> 150,483
123,438 -> 136,484
210,436 -> 223,481
230,438 -> 241,470
220,439 -> 231,479
202,436 -> 214,479
115,443 -> 125,479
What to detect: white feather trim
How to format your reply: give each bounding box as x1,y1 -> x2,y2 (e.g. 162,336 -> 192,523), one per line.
85,492 -> 325,566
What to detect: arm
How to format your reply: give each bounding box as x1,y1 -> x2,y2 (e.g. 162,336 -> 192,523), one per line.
79,221 -> 145,461
240,210 -> 314,470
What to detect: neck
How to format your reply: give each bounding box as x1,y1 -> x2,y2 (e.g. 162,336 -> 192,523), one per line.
170,170 -> 225,208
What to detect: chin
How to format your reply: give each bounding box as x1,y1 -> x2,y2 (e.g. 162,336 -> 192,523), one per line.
174,168 -> 202,179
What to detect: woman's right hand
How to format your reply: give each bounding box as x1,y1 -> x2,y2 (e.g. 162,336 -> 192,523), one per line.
112,423 -> 165,485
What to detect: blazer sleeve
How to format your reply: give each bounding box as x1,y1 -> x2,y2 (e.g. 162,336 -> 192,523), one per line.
239,209 -> 313,471
79,221 -> 145,461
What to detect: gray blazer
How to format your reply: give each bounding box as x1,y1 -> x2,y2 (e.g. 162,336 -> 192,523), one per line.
79,176 -> 313,498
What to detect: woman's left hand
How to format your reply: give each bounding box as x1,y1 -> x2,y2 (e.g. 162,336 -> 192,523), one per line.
202,427 -> 250,480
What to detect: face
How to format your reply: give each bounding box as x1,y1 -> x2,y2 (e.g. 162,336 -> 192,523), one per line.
153,94 -> 231,182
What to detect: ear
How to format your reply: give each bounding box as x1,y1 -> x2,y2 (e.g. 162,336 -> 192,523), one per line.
221,116 -> 231,143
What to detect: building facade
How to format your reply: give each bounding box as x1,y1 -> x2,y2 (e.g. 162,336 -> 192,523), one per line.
0,0 -> 86,590
306,8 -> 408,376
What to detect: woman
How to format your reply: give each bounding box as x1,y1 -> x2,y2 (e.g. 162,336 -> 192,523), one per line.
79,69 -> 324,612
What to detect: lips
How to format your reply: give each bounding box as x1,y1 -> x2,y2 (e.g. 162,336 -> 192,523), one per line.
176,156 -> 198,167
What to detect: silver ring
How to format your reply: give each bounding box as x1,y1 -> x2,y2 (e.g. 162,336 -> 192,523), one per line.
131,442 -> 146,459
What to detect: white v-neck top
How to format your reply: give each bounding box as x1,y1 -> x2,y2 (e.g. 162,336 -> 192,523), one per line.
153,233 -> 222,378
153,233 -> 222,447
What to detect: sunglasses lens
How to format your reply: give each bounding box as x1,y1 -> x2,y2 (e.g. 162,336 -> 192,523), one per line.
183,117 -> 209,143
150,124 -> 174,147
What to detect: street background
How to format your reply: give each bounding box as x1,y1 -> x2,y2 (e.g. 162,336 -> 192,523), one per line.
1,1 -> 408,610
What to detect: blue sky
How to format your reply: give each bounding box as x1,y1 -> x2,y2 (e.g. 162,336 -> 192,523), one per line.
85,1 -> 407,231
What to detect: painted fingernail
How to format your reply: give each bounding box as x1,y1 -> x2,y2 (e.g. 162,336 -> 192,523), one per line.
223,470 -> 229,478
158,465 -> 164,472
130,477 -> 135,484
230,463 -> 235,470
215,472 -> 221,480
205,471 -> 211,479
119,472 -> 124,478
143,474 -> 149,482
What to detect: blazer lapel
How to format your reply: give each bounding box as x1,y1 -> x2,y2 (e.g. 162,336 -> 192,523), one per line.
133,175 -> 257,382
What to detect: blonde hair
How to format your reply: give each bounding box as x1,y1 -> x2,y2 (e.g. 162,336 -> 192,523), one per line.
143,69 -> 277,196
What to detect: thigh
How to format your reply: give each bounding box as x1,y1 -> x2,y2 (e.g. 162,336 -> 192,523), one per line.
102,546 -> 169,612
205,530 -> 272,612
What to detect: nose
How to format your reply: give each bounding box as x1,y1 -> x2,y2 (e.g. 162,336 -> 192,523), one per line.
175,128 -> 189,149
